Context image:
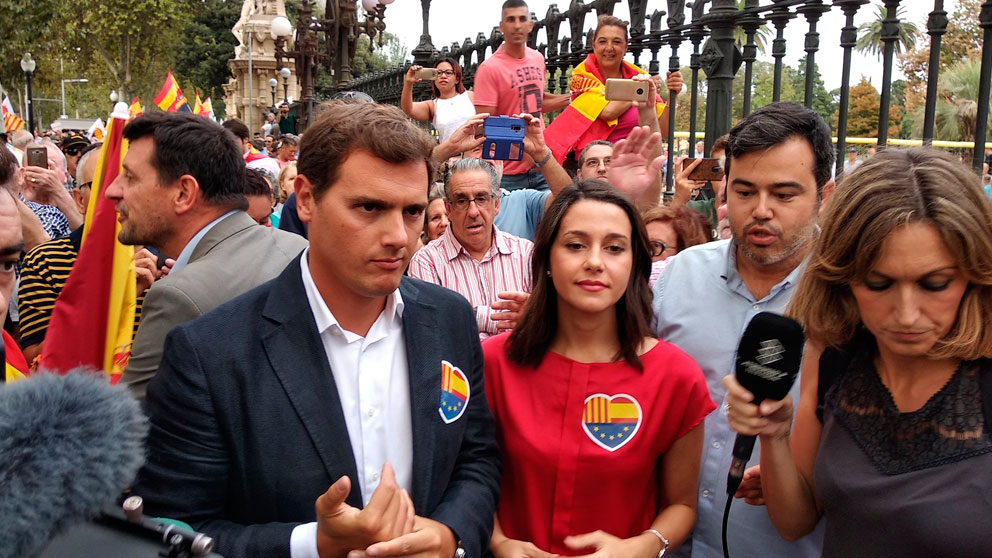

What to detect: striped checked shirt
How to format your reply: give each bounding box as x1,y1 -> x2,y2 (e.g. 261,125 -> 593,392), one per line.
408,225 -> 533,338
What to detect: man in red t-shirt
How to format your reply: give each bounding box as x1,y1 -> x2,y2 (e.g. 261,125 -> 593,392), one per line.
473,0 -> 570,192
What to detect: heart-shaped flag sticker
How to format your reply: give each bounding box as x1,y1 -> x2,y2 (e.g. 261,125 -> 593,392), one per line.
581,393 -> 642,452
439,360 -> 470,424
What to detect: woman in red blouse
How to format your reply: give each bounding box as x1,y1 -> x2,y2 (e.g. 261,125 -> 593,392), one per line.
483,180 -> 715,558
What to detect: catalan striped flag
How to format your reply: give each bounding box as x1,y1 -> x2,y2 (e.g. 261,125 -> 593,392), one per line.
40,103 -> 136,383
2,96 -> 24,132
129,97 -> 143,118
153,70 -> 190,113
3,330 -> 29,383
581,393 -> 641,450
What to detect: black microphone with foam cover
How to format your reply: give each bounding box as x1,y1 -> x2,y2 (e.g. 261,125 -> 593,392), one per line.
726,311 -> 804,495
0,371 -> 147,558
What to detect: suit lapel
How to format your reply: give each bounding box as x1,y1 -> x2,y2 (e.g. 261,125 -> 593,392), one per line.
262,258 -> 363,508
400,279 -> 441,512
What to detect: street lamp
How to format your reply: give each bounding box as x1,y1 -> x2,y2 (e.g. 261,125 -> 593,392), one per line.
20,53 -> 36,134
268,78 -> 278,111
280,67 -> 291,104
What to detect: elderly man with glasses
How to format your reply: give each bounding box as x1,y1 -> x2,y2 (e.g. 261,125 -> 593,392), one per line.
408,157 -> 533,338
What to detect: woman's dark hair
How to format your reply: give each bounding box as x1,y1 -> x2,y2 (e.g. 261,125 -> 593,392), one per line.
506,179 -> 654,370
431,58 -> 467,98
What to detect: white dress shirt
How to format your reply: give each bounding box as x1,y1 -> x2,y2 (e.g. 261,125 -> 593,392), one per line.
290,248 -> 414,558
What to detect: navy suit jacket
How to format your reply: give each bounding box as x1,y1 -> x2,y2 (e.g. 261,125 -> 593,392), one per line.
135,256 -> 501,558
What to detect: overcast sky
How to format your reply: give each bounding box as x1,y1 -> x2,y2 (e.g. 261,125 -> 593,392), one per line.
379,0 -> 959,92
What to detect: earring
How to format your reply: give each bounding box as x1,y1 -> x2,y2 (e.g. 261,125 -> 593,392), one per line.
546,269 -> 551,277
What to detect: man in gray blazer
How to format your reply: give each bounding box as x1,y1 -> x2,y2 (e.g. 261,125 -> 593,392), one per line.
105,112 -> 306,397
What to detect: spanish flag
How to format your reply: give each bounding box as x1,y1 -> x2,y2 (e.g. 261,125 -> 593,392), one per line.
129,97 -> 143,118
40,103 -> 136,383
153,70 -> 190,113
543,54 -> 665,163
4,330 -> 28,383
193,94 -> 214,119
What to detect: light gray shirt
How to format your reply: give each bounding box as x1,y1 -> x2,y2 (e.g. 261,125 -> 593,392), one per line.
652,239 -> 824,558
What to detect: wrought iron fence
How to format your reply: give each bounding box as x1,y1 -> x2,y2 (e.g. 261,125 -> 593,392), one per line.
351,0 -> 992,179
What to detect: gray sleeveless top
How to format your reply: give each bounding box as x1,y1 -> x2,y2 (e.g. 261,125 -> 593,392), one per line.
814,341 -> 992,558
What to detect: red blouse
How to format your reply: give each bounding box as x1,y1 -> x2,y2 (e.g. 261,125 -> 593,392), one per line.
482,333 -> 715,556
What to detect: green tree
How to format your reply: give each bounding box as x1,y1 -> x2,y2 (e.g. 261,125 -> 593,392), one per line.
175,0 -> 242,118
733,0 -> 772,54
833,76 -> 901,139
732,60 -> 797,123
788,56 -> 835,124
350,31 -> 408,79
913,58 -> 992,160
856,2 -> 920,59
61,0 -> 194,101
675,65 -> 706,135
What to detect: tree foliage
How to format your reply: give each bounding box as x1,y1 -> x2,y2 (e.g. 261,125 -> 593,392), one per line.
175,0 -> 242,118
856,2 -> 920,59
788,56 -> 836,124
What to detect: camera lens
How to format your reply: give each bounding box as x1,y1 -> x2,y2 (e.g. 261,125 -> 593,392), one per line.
636,88 -> 644,95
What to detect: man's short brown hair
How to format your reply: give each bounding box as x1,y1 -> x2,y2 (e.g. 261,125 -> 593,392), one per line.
298,100 -> 436,201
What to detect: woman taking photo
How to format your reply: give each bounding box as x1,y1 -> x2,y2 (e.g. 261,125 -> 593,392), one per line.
484,180 -> 714,557
544,16 -> 683,163
724,148 -> 992,557
401,58 -> 475,143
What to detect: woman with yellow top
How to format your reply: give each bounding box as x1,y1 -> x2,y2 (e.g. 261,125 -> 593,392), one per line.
544,15 -> 683,163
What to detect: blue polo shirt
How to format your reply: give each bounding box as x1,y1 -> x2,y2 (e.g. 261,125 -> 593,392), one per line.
493,188 -> 549,241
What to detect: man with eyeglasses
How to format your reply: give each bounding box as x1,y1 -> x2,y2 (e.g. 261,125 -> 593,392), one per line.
408,157 -> 533,338
576,140 -> 613,180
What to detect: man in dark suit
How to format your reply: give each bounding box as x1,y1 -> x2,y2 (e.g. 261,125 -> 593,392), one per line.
136,101 -> 500,558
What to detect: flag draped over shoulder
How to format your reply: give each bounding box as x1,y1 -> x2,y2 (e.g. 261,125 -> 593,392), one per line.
40,103 -> 136,383
153,70 -> 190,113
543,54 -> 665,163
129,97 -> 143,118
2,96 -> 24,132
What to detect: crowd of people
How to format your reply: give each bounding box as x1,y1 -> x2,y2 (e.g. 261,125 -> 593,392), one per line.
2,1 -> 992,557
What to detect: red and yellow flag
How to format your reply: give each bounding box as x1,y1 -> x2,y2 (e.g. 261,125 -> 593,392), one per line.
2,96 -> 24,132
40,104 -> 136,382
153,70 -> 189,113
129,97 -> 143,118
543,54 -> 665,163
4,330 -> 28,382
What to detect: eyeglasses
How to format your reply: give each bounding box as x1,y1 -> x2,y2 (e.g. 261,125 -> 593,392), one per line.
77,181 -> 92,191
436,70 -> 456,77
449,194 -> 494,211
650,240 -> 668,258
